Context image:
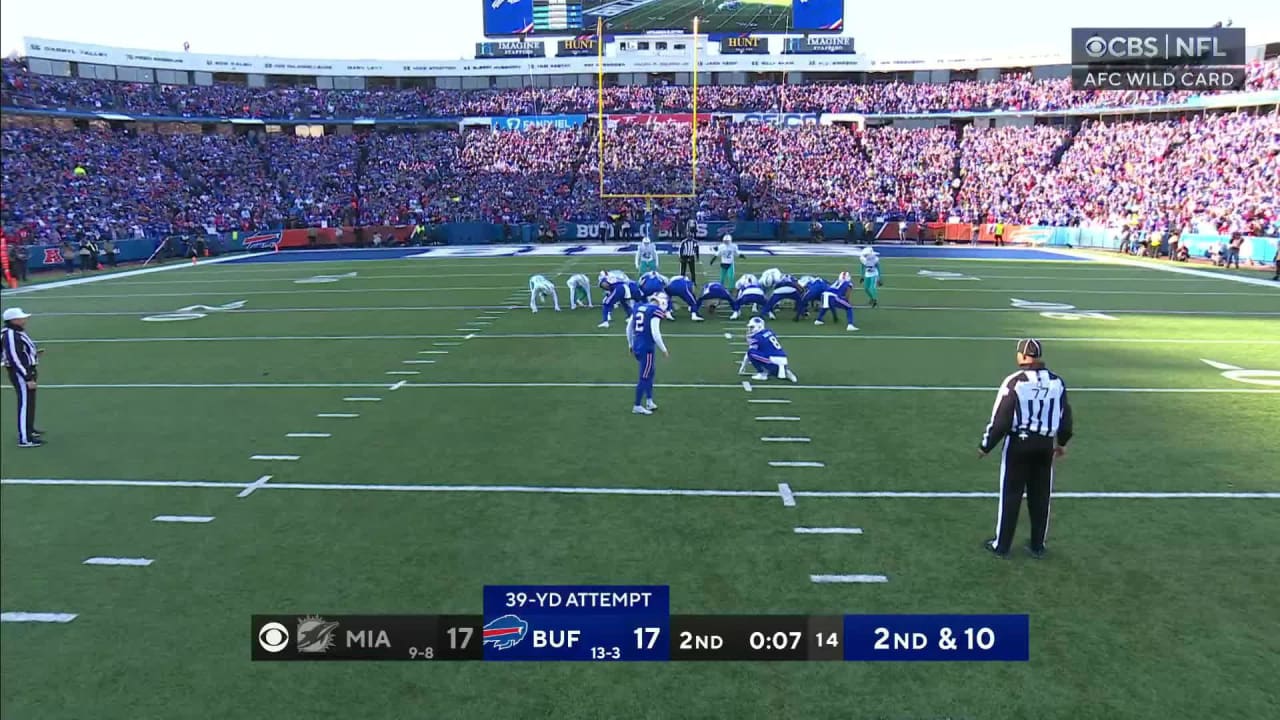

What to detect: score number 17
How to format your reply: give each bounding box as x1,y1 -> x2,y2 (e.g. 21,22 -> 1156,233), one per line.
633,627 -> 661,650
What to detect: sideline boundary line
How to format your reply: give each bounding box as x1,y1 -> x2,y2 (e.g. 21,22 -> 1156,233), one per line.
4,477 -> 1277,500
1,255 -> 242,295
31,334 -> 1280,346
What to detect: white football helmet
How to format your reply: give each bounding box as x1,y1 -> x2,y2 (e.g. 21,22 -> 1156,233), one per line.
746,316 -> 766,336
759,268 -> 782,289
838,271 -> 852,283
653,292 -> 670,311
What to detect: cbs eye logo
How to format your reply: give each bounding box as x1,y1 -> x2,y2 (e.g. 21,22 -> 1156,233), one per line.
258,622 -> 290,653
1084,35 -> 1108,58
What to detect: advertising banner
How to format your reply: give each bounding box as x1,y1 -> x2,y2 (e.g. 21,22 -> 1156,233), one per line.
491,114 -> 589,131
730,112 -> 820,126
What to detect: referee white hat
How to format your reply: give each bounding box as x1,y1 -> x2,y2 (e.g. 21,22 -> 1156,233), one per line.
2,308 -> 31,322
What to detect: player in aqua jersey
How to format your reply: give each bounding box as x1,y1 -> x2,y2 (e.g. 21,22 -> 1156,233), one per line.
744,316 -> 798,383
635,237 -> 660,275
528,274 -> 561,313
731,274 -> 767,320
692,281 -> 736,320
859,247 -> 882,307
639,270 -> 669,298
598,276 -> 643,328
566,273 -> 593,309
762,273 -> 802,320
712,234 -> 740,287
626,293 -> 670,415
665,275 -> 701,321
815,271 -> 858,331
795,276 -> 828,321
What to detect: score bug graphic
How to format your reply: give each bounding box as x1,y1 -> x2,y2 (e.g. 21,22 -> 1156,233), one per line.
482,614 -> 529,650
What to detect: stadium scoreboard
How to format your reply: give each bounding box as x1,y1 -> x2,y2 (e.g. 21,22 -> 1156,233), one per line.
483,0 -> 845,37
253,585 -> 1029,662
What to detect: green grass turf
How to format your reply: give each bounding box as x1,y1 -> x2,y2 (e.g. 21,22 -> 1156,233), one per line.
2,252 -> 1279,719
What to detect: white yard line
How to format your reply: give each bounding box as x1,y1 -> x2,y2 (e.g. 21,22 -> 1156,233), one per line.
83,557 -> 153,567
8,382 -> 1278,394
343,397 -> 382,402
756,416 -> 802,421
762,437 -> 811,443
402,360 -> 436,364
434,342 -> 462,347
385,371 -> 421,375
419,350 -> 449,354
317,413 -> 359,418
286,433 -> 331,438
811,574 -> 888,584
152,515 -> 215,523
250,455 -> 300,461
4,477 -> 1278,500
749,399 -> 792,404
32,333 -> 1280,346
795,527 -> 863,535
0,612 -> 78,623
1083,251 -> 1280,288
2,255 -> 242,295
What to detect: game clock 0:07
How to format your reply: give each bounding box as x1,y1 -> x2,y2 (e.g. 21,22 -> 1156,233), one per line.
749,630 -> 802,652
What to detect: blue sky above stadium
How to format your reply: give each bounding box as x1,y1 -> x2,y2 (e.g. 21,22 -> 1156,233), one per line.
2,0 -> 1275,61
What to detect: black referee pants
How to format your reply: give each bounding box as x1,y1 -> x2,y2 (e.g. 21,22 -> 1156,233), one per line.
679,256 -> 696,284
993,438 -> 1054,553
7,369 -> 37,444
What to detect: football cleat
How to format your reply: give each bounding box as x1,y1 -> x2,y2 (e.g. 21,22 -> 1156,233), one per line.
814,320 -> 824,326
632,405 -> 653,415
767,312 -> 776,320
786,368 -> 798,383
728,311 -> 741,320
691,313 -> 704,322
597,321 -> 610,329
645,400 -> 658,411
846,324 -> 858,331
751,373 -> 770,381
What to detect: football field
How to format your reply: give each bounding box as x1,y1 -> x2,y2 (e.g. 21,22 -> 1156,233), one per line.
2,247 -> 1278,719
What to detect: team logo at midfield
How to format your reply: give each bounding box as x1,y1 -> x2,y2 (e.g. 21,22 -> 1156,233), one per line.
295,615 -> 340,653
482,614 -> 529,650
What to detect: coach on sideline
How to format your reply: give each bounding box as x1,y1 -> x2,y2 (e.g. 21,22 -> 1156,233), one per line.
978,339 -> 1073,558
2,307 -> 43,447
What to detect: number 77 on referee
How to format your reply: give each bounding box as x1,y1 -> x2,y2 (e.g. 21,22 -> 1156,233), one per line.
977,339 -> 1074,559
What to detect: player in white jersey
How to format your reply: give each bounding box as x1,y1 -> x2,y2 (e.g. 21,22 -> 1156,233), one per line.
528,274 -> 561,313
859,247 -> 882,307
566,273 -> 593,309
635,237 -> 660,274
759,268 -> 783,289
712,234 -> 740,287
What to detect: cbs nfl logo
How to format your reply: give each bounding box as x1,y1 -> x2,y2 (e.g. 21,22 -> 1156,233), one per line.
257,621 -> 290,653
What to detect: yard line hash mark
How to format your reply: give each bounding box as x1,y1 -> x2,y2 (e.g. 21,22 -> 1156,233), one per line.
756,416 -> 801,421
344,397 -> 382,402
0,612 -> 78,623
778,483 -> 796,507
770,461 -> 826,468
236,475 -> 272,498
795,527 -> 863,535
749,399 -> 792,404
403,360 -> 436,364
389,380 -> 407,391
251,455 -> 300,461
385,371 -> 420,375
762,437 -> 811,443
286,433 -> 331,438
152,515 -> 214,523
811,574 -> 888,584
83,557 -> 153,567
317,413 -> 359,418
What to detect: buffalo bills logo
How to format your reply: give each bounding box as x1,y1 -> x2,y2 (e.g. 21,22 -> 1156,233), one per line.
243,233 -> 281,251
482,614 -> 529,650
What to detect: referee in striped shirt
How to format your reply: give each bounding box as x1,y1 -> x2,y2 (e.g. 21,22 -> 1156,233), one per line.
2,307 -> 43,447
978,339 -> 1073,559
677,236 -> 699,284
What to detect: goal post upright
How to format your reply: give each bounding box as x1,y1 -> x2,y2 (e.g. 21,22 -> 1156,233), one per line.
595,15 -> 701,201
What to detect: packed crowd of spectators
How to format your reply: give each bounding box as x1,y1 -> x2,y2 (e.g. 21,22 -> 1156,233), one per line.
6,59 -> 1279,119
3,111 -> 1277,245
